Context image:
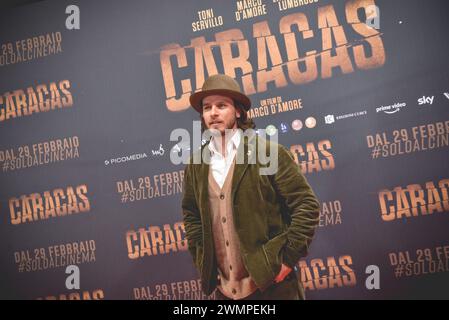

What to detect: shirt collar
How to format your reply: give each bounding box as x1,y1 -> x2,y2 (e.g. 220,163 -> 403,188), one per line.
208,129 -> 241,157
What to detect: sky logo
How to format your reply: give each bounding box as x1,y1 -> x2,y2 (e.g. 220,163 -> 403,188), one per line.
418,96 -> 434,105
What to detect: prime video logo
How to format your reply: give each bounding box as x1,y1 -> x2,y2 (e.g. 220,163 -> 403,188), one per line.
376,102 -> 406,114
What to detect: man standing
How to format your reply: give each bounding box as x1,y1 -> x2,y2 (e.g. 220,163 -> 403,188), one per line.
182,74 -> 320,300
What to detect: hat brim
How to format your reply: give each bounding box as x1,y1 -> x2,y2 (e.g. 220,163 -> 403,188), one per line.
189,89 -> 251,113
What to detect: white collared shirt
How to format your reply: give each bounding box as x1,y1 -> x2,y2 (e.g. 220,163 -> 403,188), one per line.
208,130 -> 241,189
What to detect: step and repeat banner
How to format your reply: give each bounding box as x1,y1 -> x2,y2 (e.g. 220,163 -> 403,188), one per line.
0,0 -> 448,300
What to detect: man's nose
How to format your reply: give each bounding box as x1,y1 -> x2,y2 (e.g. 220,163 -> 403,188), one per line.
210,105 -> 219,116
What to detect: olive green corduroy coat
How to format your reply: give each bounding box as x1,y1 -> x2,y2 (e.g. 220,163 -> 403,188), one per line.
182,134 -> 320,296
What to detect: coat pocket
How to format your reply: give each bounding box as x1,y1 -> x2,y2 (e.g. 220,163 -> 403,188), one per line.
244,246 -> 274,291
262,232 -> 288,279
244,232 -> 289,291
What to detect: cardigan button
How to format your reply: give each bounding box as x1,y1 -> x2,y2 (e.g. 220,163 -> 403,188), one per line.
220,194 -> 225,200
222,217 -> 226,223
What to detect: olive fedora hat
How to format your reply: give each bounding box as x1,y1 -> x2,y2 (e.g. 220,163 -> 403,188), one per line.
189,74 -> 251,113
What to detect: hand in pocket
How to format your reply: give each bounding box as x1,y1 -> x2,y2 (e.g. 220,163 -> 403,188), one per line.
274,264 -> 292,283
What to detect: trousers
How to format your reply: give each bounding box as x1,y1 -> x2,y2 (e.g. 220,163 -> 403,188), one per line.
214,271 -> 304,300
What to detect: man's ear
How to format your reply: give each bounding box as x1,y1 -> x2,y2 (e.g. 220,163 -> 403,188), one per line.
236,108 -> 241,119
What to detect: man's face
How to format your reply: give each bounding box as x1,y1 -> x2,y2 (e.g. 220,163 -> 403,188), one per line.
202,95 -> 241,134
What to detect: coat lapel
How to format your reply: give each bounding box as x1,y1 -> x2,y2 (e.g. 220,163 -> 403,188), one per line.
231,132 -> 256,200
196,145 -> 213,242
199,146 -> 210,214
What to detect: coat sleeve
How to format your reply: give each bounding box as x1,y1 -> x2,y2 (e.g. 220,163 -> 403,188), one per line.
272,144 -> 320,269
181,163 -> 203,269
